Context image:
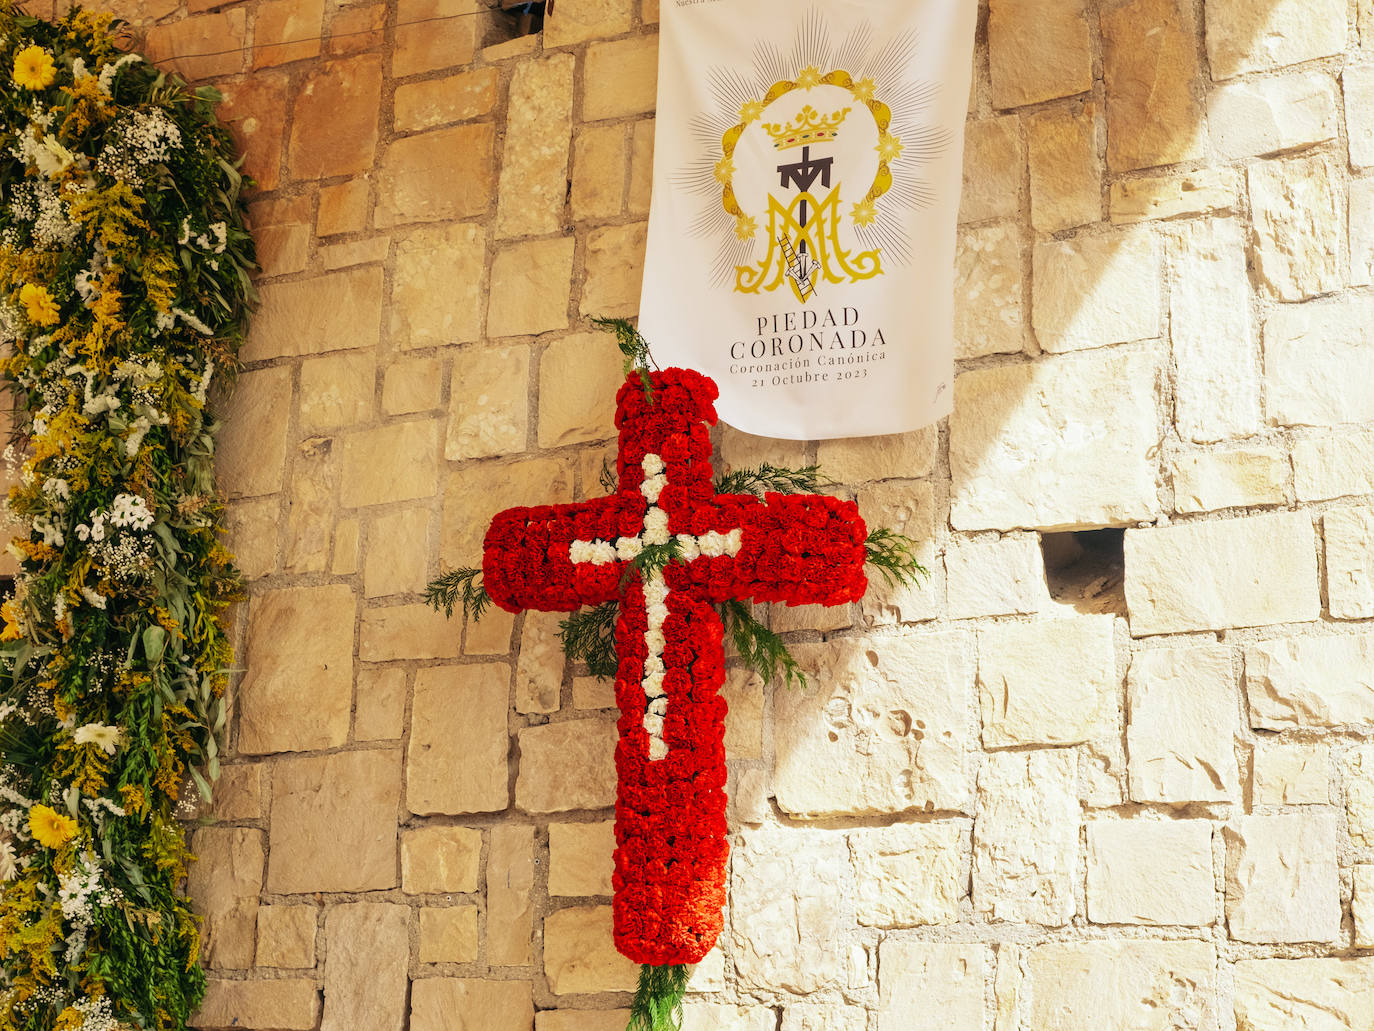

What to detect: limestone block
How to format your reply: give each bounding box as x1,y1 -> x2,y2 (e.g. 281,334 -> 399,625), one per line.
544,0 -> 634,47
253,0 -> 323,68
1101,0 -> 1205,171
213,764 -> 263,822
945,534 -> 1048,619
720,424 -> 808,472
188,828 -> 263,970
1171,448 -> 1286,513
1028,942 -> 1218,1029
857,482 -> 938,625
238,585 -> 354,754
1124,513 -> 1319,635
1249,153 -> 1343,302
1085,819 -> 1213,925
1033,228 -> 1159,353
817,426 -> 937,484
287,56 -> 381,180
250,194 -> 311,277
774,633 -> 973,818
979,616 -> 1116,747
488,826 -> 535,965
629,119 -> 656,214
878,942 -> 986,1031
721,668 -> 763,760
364,509 -> 430,599
256,905 -> 316,969
401,826 -> 482,894
988,0 -> 1091,108
283,437 -> 336,575
419,906 -> 478,963
410,979 -> 534,1031
487,237 -> 576,337
446,344 -> 530,461
687,948 -> 726,992
1224,813 -> 1341,944
950,350 -> 1161,531
516,718 -> 617,812
442,457 -> 574,563
299,352 -> 374,434
407,665 -> 508,814
1170,218 -> 1260,442
1208,72 -> 1338,159
731,826 -> 852,993
360,603 -> 462,662
1026,103 -> 1099,233
732,768 -> 771,825
848,822 -> 964,927
394,67 -> 496,129
496,55 -> 574,238
783,1006 -> 867,1031
321,904 -> 408,1031
581,222 -> 647,317
1294,428 -> 1374,501
544,906 -> 639,994
217,73 -> 289,192
548,821 -> 614,896
391,223 -> 486,348
1267,294 -> 1374,427
539,333 -> 624,447
1126,643 -> 1239,803
218,366 -> 291,497
960,116 -> 1023,223
973,750 -> 1079,925
954,223 -> 1024,359
247,266 -> 383,361
316,179 -> 368,237
376,123 -> 494,227
332,517 -> 359,574
1234,958 -> 1374,1031
268,750 -> 401,893
1327,507 -> 1374,618
1246,633 -> 1374,728
384,357 -> 443,414
483,36 -> 538,61
571,125 -> 628,220
537,1013 -> 632,1031
682,1005 -> 772,1031
583,36 -> 658,120
1346,745 -> 1374,847
573,675 -> 615,709
339,420 -> 439,507
1252,741 -> 1329,804
1207,0 -> 1348,79
192,979 -> 318,1029
224,499 -> 279,581
1108,167 -> 1238,223
145,9 -> 245,80
1356,866 -> 1374,949
514,611 -> 565,714
1354,179 -> 1374,287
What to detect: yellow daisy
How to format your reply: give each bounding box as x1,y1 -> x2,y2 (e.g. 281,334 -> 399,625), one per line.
738,98 -> 765,125
850,77 -> 877,103
13,45 -> 56,91
19,283 -> 59,326
28,804 -> 77,849
734,214 -> 757,240
713,156 -> 735,184
0,600 -> 23,642
850,200 -> 877,227
875,132 -> 905,163
796,65 -> 823,90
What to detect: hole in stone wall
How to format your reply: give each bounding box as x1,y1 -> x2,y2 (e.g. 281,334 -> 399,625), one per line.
1040,528 -> 1126,616
485,0 -> 548,43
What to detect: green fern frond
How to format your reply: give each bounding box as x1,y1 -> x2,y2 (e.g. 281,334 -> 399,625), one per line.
591,316 -> 657,402
719,598 -> 808,691
424,567 -> 491,621
560,602 -> 619,678
865,527 -> 929,589
714,462 -> 829,498
627,963 -> 689,1031
620,538 -> 682,590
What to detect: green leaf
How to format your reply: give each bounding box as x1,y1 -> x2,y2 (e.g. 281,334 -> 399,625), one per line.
143,625 -> 167,664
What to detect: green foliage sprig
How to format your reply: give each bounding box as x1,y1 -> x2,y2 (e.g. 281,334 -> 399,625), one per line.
591,316 -> 656,402
425,567 -> 491,622
719,599 -> 808,690
865,526 -> 930,588
627,962 -> 688,1031
713,462 -> 829,497
560,601 -> 618,678
0,4 -> 256,1028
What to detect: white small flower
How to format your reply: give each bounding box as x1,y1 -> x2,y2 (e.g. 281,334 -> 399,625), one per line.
73,723 -> 122,755
639,473 -> 667,504
642,577 -> 669,607
569,540 -> 594,564
675,535 -> 701,561
641,453 -> 665,476
79,586 -> 107,610
642,507 -> 670,545
615,536 -> 643,561
0,838 -> 16,881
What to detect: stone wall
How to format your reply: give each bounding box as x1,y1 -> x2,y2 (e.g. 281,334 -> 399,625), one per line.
47,0 -> 1374,1027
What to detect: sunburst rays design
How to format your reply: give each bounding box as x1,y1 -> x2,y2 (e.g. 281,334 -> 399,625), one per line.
670,7 -> 948,288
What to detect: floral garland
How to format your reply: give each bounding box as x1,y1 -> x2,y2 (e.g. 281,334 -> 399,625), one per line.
432,325 -> 925,1031
0,5 -> 254,1030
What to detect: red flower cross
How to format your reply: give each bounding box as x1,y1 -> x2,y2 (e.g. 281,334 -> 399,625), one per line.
483,368 -> 867,966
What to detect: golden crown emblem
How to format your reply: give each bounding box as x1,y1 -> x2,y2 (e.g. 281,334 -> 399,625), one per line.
763,104 -> 851,151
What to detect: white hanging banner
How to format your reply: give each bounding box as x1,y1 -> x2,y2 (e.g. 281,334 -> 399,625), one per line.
637,0 -> 978,440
